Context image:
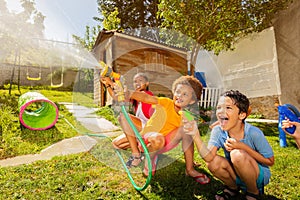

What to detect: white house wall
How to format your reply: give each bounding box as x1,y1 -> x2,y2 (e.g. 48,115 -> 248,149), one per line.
215,27 -> 281,98
195,51 -> 224,89
273,0 -> 300,108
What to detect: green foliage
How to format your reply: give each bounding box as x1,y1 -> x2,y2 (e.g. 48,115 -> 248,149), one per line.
0,0 -> 45,52
248,113 -> 264,119
72,25 -> 102,51
93,0 -> 292,62
102,7 -> 121,30
94,106 -> 119,125
97,0 -> 162,31
0,88 -> 299,199
158,0 -> 292,54
2,0 -> 44,35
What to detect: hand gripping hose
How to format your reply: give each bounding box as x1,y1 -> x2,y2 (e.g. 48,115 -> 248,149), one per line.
98,62 -> 152,190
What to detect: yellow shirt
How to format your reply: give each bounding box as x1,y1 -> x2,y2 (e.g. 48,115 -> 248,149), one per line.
140,97 -> 181,136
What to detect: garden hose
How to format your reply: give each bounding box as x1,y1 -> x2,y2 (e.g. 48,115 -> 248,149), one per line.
99,61 -> 152,190
120,105 -> 152,191
61,106 -> 152,191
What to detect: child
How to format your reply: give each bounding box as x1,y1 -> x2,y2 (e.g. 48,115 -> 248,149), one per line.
185,90 -> 274,200
112,73 -> 154,166
102,73 -> 154,166
282,120 -> 300,149
113,75 -> 210,184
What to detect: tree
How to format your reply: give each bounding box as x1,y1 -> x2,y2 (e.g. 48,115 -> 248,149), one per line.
0,0 -> 45,93
94,0 -> 292,63
97,0 -> 162,37
0,0 -> 45,61
72,6 -> 120,50
158,0 -> 292,56
102,7 -> 121,30
0,0 -> 45,43
73,25 -> 102,51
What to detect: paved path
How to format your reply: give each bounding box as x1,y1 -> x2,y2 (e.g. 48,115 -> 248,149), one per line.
0,136 -> 97,167
0,103 -> 121,167
62,102 -> 120,134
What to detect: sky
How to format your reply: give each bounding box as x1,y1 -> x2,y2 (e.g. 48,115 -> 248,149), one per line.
6,0 -> 100,42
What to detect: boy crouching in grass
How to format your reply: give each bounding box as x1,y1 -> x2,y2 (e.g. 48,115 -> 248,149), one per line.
182,90 -> 274,200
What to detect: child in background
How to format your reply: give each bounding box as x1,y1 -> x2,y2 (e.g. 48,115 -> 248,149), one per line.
101,73 -> 154,167
184,90 -> 274,200
282,120 -> 300,149
113,75 -> 210,184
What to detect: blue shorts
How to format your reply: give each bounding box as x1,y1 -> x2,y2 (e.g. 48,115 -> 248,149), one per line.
236,164 -> 264,193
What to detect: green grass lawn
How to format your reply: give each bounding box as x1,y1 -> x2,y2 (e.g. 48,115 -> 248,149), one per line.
0,87 -> 299,199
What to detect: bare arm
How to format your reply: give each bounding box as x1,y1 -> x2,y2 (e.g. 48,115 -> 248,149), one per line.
225,139 -> 275,166
100,77 -> 117,100
129,90 -> 158,105
183,119 -> 217,162
193,131 -> 217,162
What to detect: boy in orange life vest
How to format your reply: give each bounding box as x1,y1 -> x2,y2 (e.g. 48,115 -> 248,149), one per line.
113,75 -> 210,184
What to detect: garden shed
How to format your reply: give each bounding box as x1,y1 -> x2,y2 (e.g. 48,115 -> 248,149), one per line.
92,30 -> 195,106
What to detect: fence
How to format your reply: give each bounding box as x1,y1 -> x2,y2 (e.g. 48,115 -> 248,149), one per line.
199,87 -> 223,109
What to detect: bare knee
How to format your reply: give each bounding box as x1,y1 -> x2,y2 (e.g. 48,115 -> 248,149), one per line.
146,132 -> 165,152
112,138 -> 120,148
206,156 -> 219,172
112,137 -> 122,148
230,149 -> 247,166
112,134 -> 129,149
207,156 -> 229,174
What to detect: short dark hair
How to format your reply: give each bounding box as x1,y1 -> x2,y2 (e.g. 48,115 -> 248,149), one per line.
221,90 -> 249,115
172,75 -> 203,100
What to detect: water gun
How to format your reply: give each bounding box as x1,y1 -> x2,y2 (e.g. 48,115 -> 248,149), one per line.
99,61 -> 125,102
179,109 -> 205,123
179,109 -> 195,121
277,104 -> 300,147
